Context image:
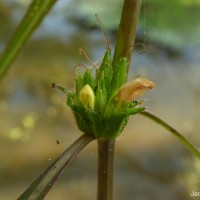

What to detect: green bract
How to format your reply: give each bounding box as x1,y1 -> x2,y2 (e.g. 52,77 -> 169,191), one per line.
61,48 -> 145,139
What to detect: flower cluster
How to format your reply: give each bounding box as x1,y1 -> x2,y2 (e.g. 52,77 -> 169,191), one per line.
61,49 -> 154,139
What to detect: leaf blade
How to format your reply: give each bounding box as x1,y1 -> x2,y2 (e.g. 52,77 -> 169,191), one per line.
18,134 -> 95,200
0,0 -> 57,80
140,111 -> 200,158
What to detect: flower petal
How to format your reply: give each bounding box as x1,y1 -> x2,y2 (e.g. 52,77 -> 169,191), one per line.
117,77 -> 155,102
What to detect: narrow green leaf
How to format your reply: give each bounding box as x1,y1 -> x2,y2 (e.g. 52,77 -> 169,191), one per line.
73,110 -> 92,134
75,71 -> 84,95
0,0 -> 57,80
18,134 -> 95,200
140,111 -> 200,158
51,83 -> 70,94
83,70 -> 95,89
107,57 -> 127,102
95,81 -> 107,113
126,107 -> 145,115
97,49 -> 113,90
91,111 -> 104,137
112,57 -> 127,87
102,113 -> 127,138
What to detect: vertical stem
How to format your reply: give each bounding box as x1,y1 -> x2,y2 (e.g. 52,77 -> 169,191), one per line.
97,139 -> 115,200
113,0 -> 142,72
97,1 -> 142,200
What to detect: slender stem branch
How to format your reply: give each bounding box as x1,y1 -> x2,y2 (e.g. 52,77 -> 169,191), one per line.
140,111 -> 200,158
97,139 -> 115,200
97,1 -> 142,200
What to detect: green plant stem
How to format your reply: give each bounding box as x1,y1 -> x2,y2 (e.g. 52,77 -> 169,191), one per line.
113,0 -> 142,72
97,1 -> 142,200
97,139 -> 115,200
140,111 -> 200,158
18,134 -> 95,200
0,0 -> 57,80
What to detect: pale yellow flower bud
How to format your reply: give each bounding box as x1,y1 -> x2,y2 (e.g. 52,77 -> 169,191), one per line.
79,84 -> 94,109
117,77 -> 155,102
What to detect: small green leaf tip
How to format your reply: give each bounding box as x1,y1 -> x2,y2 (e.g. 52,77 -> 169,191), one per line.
63,49 -> 154,139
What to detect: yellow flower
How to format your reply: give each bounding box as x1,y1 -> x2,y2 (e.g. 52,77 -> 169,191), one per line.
79,84 -> 94,109
117,77 -> 155,102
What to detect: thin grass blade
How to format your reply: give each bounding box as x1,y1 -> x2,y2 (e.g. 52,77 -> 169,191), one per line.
140,111 -> 200,158
0,0 -> 57,80
18,134 -> 95,200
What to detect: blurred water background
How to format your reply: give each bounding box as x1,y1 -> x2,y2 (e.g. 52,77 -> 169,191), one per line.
0,0 -> 200,199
